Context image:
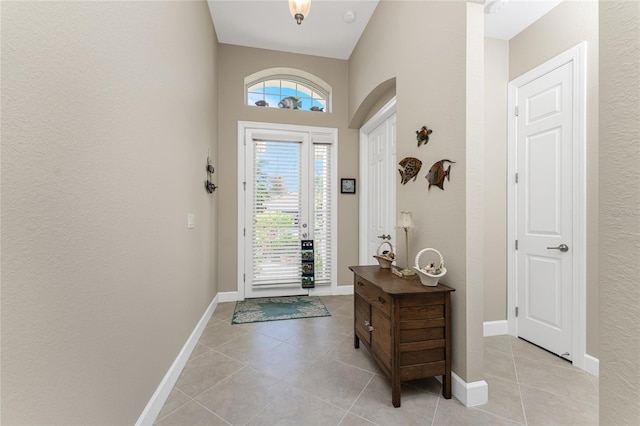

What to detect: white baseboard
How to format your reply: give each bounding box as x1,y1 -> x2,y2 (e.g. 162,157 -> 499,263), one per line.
483,320 -> 509,337
435,372 -> 488,407
311,285 -> 353,296
584,354 -> 599,377
452,372 -> 488,407
226,287 -> 353,300
218,291 -> 239,303
136,294 -> 219,425
332,285 -> 354,296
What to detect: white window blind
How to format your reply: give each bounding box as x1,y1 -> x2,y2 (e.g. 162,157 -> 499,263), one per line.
251,140 -> 302,286
313,143 -> 332,286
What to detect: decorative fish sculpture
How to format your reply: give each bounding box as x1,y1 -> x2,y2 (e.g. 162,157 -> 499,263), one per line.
310,106 -> 324,112
416,126 -> 433,147
398,157 -> 423,185
426,159 -> 455,190
255,100 -> 269,107
278,96 -> 301,109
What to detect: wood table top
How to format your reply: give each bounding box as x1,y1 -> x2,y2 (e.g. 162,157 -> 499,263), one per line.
349,265 -> 455,295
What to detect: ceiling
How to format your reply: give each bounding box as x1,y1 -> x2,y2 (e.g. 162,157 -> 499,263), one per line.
207,0 -> 565,60
484,0 -> 564,39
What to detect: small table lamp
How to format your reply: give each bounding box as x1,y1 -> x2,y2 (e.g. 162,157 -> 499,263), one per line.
396,211 -> 415,276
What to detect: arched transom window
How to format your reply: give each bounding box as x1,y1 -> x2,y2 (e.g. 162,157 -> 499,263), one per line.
245,68 -> 331,113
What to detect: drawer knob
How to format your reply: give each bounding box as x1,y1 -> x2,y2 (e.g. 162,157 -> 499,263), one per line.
367,325 -> 375,332
377,296 -> 386,305
364,320 -> 370,326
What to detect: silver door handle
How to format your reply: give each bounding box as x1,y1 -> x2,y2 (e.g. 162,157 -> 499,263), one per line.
547,244 -> 569,252
377,234 -> 391,240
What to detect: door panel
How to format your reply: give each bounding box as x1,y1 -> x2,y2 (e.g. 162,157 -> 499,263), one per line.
371,308 -> 391,368
526,255 -> 563,329
355,294 -> 371,345
363,113 -> 396,264
516,61 -> 573,358
245,133 -> 309,298
526,128 -> 562,235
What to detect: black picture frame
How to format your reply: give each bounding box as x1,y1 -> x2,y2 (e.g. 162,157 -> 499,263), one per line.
341,178 -> 356,194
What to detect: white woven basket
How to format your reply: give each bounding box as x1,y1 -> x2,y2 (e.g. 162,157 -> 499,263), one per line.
413,248 -> 447,286
373,241 -> 395,268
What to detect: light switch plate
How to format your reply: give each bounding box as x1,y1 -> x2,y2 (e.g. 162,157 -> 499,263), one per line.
187,214 -> 195,229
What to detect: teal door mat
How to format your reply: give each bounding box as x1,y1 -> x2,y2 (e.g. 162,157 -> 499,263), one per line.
231,296 -> 331,324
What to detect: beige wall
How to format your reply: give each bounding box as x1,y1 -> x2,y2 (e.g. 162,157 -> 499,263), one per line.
361,84 -> 397,125
599,1 -> 640,423
509,0 -> 599,357
483,38 -> 509,322
216,44 -> 359,293
349,0 -> 485,383
1,1 -> 219,424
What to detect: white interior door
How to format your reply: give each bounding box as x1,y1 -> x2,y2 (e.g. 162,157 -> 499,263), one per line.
360,100 -> 396,265
515,61 -> 573,359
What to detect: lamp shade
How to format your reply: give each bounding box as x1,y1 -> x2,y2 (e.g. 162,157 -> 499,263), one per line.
289,0 -> 311,24
396,211 -> 415,229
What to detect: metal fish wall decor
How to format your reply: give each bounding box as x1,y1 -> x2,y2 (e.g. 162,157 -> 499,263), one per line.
416,126 -> 433,147
255,100 -> 269,107
398,157 -> 423,185
426,159 -> 455,190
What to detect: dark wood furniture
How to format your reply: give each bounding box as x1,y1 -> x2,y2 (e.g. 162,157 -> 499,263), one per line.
349,265 -> 455,407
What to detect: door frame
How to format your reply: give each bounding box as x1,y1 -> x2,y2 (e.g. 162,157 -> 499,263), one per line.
358,97 -> 397,265
507,42 -> 587,369
237,121 -> 338,300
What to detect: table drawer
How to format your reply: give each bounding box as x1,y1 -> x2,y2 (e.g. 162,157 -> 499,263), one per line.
355,279 -> 391,317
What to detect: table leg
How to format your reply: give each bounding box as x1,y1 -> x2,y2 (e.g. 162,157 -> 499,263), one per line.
354,334 -> 360,349
392,376 -> 401,407
443,373 -> 452,399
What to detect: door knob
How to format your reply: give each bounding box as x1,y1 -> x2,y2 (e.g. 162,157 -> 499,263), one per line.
377,234 -> 391,240
547,244 -> 569,252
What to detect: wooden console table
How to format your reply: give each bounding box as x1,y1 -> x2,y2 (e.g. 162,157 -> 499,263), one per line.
349,265 -> 455,407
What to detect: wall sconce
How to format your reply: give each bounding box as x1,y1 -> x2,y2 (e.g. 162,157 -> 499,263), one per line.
289,0 -> 311,25
205,155 -> 217,194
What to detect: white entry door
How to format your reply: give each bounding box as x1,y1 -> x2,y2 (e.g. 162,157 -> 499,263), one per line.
241,123 -> 337,299
515,61 -> 574,359
359,100 -> 396,265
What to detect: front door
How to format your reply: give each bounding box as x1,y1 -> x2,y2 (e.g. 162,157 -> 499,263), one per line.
515,61 -> 574,359
360,100 -> 397,265
241,124 -> 337,299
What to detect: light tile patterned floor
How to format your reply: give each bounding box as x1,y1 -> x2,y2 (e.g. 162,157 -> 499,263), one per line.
155,295 -> 599,425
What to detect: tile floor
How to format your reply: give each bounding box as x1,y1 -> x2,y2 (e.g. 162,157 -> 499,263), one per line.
154,295 -> 599,425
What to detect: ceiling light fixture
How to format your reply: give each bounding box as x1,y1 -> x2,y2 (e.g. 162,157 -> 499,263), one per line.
289,0 -> 311,25
485,0 -> 508,15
